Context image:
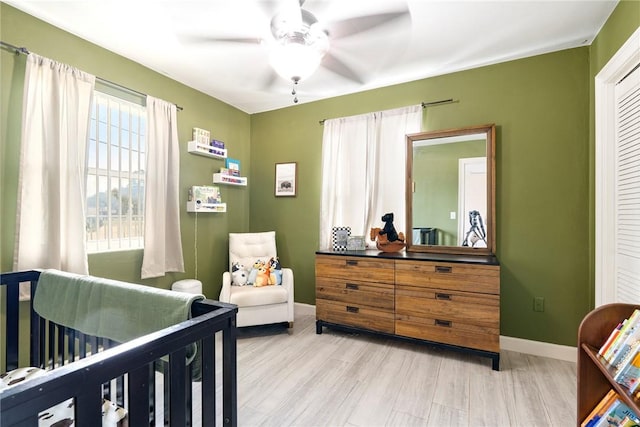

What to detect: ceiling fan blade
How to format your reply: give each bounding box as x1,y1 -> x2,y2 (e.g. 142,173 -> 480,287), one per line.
260,68 -> 281,90
179,34 -> 262,45
321,53 -> 364,84
326,9 -> 411,39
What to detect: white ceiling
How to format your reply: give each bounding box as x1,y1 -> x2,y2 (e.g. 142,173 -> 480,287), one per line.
6,0 -> 618,114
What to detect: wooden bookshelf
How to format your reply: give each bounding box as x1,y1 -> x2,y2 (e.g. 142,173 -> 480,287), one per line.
577,303 -> 640,425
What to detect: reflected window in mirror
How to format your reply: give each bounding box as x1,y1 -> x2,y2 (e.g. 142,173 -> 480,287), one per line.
406,124 -> 496,255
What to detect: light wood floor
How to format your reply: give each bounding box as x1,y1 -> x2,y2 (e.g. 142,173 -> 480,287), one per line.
226,310 -> 577,427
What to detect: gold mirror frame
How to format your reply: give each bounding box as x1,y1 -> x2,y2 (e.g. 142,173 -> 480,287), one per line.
406,124 -> 496,255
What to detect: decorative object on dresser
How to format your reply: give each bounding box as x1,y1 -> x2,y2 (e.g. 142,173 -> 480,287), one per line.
370,212 -> 406,253
331,226 -> 351,251
315,250 -> 500,370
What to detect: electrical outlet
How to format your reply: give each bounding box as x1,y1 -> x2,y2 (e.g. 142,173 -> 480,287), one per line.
534,297 -> 545,312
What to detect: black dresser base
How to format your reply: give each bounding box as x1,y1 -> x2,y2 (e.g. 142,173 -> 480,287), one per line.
316,319 -> 500,371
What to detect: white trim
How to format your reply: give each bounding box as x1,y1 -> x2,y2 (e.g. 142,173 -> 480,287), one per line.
595,27 -> 640,306
500,335 -> 576,363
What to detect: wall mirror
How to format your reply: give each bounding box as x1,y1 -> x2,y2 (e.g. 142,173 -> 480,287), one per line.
406,124 -> 496,255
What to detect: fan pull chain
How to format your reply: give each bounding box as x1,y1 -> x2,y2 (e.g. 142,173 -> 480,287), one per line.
291,79 -> 299,104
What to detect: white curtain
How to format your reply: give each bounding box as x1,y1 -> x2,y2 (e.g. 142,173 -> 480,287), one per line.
141,95 -> 184,279
319,105 -> 422,249
14,54 -> 95,299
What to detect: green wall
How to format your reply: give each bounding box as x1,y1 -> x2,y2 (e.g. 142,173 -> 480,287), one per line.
251,48 -> 592,346
1,4 -> 251,297
1,1 -> 638,350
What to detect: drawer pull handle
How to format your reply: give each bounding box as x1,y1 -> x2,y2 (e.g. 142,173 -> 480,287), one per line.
435,265 -> 452,273
346,260 -> 358,266
346,306 -> 359,313
435,319 -> 452,328
436,293 -> 451,300
346,283 -> 359,290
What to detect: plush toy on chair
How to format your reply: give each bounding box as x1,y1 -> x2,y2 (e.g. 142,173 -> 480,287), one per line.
219,231 -> 294,328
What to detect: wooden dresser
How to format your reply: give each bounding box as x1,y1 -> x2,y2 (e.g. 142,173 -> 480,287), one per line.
315,250 -> 501,370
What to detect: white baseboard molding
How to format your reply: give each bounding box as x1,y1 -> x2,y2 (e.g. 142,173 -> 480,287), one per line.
297,303 -> 577,363
500,335 -> 577,363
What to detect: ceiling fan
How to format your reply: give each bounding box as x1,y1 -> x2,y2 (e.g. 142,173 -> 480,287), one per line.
181,0 -> 411,102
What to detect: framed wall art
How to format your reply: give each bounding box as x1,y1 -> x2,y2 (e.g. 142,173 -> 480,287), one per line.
275,162 -> 297,197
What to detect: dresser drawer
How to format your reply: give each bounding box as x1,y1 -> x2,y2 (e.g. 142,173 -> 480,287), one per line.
396,286 -> 499,326
316,255 -> 394,283
395,286 -> 499,352
316,298 -> 395,334
395,260 -> 499,294
316,276 -> 394,311
396,314 -> 499,352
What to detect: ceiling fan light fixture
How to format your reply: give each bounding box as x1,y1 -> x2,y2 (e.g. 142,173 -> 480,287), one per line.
269,39 -> 327,82
268,7 -> 329,83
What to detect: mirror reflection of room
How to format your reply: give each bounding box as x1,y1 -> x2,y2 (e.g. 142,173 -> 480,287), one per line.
412,134 -> 487,247
406,123 -> 495,255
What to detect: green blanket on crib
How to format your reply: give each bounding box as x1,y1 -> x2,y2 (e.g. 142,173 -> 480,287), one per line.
33,269 -> 204,344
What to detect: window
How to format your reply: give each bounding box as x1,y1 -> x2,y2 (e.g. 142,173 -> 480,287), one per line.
86,92 -> 146,253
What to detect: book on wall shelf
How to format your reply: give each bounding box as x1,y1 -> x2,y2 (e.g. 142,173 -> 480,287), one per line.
187,140 -> 227,159
186,185 -> 226,212
225,158 -> 241,176
213,173 -> 247,186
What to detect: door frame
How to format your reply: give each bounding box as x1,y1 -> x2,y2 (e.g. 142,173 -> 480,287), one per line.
595,27 -> 640,306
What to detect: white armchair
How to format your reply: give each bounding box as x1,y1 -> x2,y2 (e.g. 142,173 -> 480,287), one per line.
219,231 -> 294,328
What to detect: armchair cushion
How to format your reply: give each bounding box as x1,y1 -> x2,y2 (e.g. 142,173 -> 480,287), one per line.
227,284 -> 288,307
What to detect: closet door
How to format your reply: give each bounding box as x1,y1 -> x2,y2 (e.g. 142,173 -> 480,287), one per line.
614,65 -> 640,301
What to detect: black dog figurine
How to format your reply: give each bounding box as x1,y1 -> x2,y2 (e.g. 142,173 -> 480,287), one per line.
379,213 -> 399,242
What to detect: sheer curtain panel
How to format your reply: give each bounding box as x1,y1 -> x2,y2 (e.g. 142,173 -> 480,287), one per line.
141,96 -> 184,279
14,54 -> 96,299
319,105 -> 422,250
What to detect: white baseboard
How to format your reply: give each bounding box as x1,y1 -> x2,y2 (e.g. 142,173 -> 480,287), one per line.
297,303 -> 577,363
500,335 -> 576,363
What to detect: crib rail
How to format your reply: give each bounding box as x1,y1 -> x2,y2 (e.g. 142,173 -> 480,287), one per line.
0,270 -> 238,426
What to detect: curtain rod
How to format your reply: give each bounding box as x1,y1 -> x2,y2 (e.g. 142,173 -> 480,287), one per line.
318,98 -> 456,125
1,40 -> 183,111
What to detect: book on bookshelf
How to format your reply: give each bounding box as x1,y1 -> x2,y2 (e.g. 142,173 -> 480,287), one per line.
619,415 -> 640,426
604,310 -> 640,365
616,348 -> 640,392
592,398 -> 640,427
582,389 -> 617,427
601,322 -> 625,357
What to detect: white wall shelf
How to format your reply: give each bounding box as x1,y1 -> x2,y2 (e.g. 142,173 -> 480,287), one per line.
186,201 -> 227,213
213,173 -> 247,186
187,140 -> 227,159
